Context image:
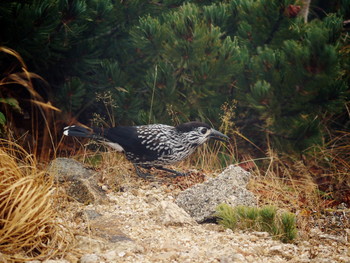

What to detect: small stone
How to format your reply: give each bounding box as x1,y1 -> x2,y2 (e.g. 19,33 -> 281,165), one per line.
90,216 -> 133,243
100,250 -> 117,262
269,245 -> 284,254
310,227 -> 322,236
220,254 -> 245,263
311,258 -> 336,263
44,260 -> 71,263
225,228 -> 234,235
118,252 -> 126,257
84,209 -> 102,220
64,253 -> 79,263
157,200 -> 196,226
245,255 -> 257,262
75,235 -> 107,253
233,253 -> 246,262
339,256 -> 350,262
79,254 -> 100,263
319,233 -> 347,244
251,231 -> 270,238
269,244 -> 297,259
151,252 -> 178,261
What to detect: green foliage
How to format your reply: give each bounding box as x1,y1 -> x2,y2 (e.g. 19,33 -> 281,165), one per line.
279,212 -> 297,243
0,112 -> 5,127
0,0 -> 168,124
82,154 -> 103,167
0,98 -> 22,129
231,4 -> 347,152
127,0 -> 348,152
259,205 -> 278,234
0,98 -> 21,113
215,202 -> 238,229
129,3 -> 246,121
216,204 -> 298,243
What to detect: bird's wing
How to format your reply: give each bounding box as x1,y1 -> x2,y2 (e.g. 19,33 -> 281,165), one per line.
102,126 -> 172,163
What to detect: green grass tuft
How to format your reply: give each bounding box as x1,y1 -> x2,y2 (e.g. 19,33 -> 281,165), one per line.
279,212 -> 297,243
216,204 -> 297,243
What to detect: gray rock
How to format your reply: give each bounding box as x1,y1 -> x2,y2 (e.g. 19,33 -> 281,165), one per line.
49,158 -> 94,182
175,165 -> 256,223
89,216 -> 133,243
48,158 -> 107,204
84,209 -> 103,220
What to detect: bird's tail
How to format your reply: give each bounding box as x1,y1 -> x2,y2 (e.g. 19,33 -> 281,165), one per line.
63,125 -> 102,139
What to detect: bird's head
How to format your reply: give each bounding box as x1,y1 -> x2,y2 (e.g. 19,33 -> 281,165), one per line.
175,121 -> 229,146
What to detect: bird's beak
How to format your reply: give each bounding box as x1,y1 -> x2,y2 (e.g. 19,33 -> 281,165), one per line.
209,129 -> 229,142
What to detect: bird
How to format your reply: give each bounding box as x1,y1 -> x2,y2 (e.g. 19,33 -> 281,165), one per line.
63,121 -> 229,177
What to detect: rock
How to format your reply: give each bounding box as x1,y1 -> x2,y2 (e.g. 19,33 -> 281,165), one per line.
79,254 -> 100,263
48,158 -> 94,181
65,178 -> 96,204
84,209 -> 102,220
76,234 -> 144,262
75,236 -> 107,253
175,165 -> 256,222
269,244 -> 297,259
48,158 -> 107,204
89,216 -> 133,243
63,253 -> 79,263
220,254 -> 245,263
100,250 -> 118,261
42,260 -> 71,263
156,200 -> 196,226
251,231 -> 270,238
319,233 -> 348,244
150,251 -> 178,261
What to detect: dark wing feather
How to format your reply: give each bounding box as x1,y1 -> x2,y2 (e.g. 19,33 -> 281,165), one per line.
102,126 -> 162,163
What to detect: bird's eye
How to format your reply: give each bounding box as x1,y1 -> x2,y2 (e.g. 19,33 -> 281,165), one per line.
200,127 -> 208,134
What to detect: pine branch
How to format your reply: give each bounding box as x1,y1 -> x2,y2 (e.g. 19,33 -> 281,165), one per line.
264,6 -> 284,45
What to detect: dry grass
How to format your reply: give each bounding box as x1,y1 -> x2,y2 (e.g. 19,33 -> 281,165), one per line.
82,149 -> 135,192
0,46 -> 60,161
309,131 -> 350,204
0,140 -> 73,262
181,141 -> 236,174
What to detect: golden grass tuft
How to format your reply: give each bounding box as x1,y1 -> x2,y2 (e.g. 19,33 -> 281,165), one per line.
0,140 -> 72,262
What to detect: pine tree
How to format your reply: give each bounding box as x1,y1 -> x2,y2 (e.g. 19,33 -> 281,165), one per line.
226,0 -> 349,152
0,0 -> 167,123
127,0 -> 349,152
128,3 -> 245,122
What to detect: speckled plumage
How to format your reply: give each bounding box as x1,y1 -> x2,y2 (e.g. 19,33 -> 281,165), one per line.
64,122 -> 228,176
